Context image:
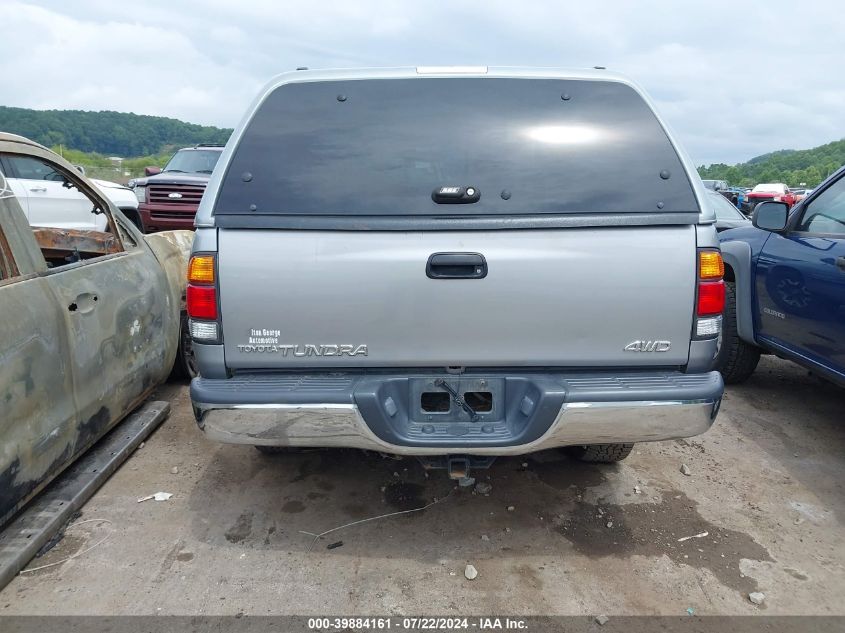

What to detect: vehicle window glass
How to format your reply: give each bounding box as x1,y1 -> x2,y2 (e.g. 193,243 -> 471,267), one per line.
709,193 -> 745,220
217,78 -> 699,217
10,157 -> 126,268
753,183 -> 785,193
6,155 -> 67,182
798,176 -> 845,235
164,149 -> 221,174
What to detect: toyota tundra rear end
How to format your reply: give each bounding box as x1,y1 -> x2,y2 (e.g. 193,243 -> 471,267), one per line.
188,67 -> 724,475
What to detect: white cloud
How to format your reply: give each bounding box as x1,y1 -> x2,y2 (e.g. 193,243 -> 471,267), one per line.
1,0 -> 843,164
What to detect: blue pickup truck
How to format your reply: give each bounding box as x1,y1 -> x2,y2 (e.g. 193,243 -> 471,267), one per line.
717,165 -> 845,386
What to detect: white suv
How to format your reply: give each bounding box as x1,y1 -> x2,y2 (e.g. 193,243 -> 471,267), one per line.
0,150 -> 139,231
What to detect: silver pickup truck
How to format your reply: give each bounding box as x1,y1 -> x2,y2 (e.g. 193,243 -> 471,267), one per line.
188,67 -> 725,477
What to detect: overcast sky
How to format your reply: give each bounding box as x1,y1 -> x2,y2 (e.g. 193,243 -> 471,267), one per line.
1,1 -> 842,165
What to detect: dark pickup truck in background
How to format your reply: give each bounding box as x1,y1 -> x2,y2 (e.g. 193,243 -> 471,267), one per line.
128,144 -> 224,232
702,179 -> 745,208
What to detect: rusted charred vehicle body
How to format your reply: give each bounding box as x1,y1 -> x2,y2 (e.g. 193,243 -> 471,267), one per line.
0,133 -> 193,526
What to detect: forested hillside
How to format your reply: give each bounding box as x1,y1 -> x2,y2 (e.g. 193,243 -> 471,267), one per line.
0,106 -> 231,156
698,139 -> 845,187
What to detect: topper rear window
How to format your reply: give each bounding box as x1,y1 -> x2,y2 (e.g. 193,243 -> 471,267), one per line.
215,78 -> 698,217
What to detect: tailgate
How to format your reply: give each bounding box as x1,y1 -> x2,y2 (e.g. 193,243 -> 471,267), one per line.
218,226 -> 696,369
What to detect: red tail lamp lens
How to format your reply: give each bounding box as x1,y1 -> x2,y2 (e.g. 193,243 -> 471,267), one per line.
187,284 -> 217,320
697,280 -> 725,316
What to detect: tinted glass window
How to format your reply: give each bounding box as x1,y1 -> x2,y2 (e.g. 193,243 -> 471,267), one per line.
798,175 -> 845,235
216,78 -> 698,216
164,149 -> 221,174
6,155 -> 66,182
708,192 -> 745,220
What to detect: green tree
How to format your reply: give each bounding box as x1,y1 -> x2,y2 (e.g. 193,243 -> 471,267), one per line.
0,106 -> 231,156
698,139 -> 845,188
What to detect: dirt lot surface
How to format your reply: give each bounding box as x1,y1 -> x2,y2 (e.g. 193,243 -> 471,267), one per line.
2,356 -> 843,615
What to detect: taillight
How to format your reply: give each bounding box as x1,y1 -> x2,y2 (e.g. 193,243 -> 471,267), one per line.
697,281 -> 725,316
188,255 -> 215,284
187,285 -> 217,320
187,254 -> 219,339
695,250 -> 725,337
698,251 -> 724,280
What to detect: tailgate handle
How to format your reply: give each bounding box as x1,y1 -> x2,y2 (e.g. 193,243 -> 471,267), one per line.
426,252 -> 487,279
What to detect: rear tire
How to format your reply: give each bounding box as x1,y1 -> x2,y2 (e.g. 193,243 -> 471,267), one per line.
715,281 -> 760,384
566,443 -> 634,463
170,314 -> 198,380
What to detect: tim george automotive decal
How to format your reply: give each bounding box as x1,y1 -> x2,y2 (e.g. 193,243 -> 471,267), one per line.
237,328 -> 368,356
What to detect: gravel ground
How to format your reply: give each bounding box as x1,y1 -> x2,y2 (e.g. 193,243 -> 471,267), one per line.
2,356 -> 843,615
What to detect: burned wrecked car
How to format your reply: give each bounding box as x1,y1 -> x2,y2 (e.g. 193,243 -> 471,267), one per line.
0,133 -> 193,526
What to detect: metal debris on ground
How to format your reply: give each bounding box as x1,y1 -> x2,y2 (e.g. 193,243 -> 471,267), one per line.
595,615 -> 609,626
749,592 -> 766,605
475,482 -> 492,495
299,490 -> 455,551
327,541 -> 344,550
677,531 -> 709,542
19,519 -> 113,574
137,492 -> 173,503
464,564 -> 478,580
680,463 -> 692,476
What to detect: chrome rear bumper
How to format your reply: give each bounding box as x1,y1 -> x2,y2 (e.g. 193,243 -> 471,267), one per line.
193,371 -> 722,455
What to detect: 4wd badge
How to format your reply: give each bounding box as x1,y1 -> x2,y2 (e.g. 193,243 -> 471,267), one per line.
624,340 -> 671,352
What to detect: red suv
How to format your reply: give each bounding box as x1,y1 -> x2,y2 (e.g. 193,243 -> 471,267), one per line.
128,144 -> 224,232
